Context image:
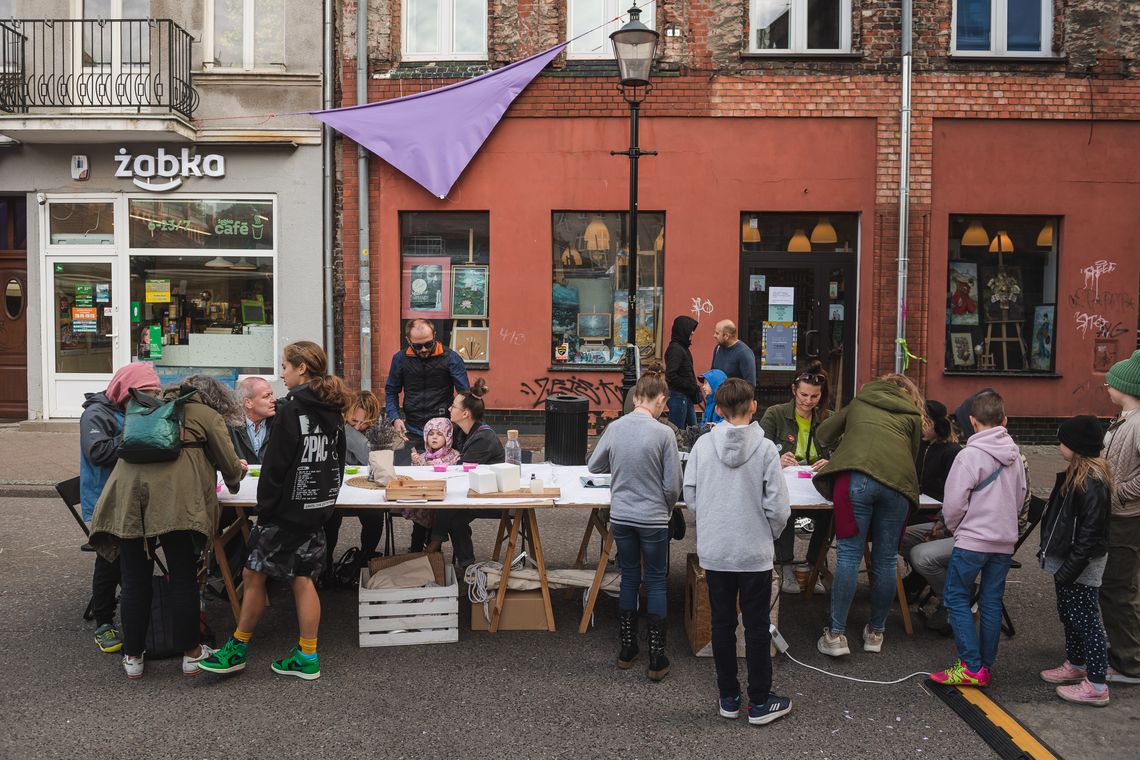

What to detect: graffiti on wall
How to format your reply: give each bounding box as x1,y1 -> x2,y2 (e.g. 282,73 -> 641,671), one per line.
519,375 -> 625,409
690,297 -> 714,321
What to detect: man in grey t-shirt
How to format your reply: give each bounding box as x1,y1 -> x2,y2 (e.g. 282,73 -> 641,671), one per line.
710,320 -> 756,388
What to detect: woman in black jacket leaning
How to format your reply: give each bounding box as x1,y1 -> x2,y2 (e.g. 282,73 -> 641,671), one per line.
664,315 -> 702,429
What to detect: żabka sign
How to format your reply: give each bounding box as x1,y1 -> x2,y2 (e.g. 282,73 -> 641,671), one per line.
113,147 -> 226,192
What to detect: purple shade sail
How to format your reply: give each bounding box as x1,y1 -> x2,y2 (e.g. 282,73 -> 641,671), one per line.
313,43 -> 570,199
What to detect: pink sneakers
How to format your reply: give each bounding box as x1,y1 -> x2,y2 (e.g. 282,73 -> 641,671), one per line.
1040,661 -> 1087,684
1055,679 -> 1110,707
930,660 -> 990,687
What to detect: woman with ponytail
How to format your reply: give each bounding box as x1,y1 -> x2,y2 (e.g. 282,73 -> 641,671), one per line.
198,341 -> 347,681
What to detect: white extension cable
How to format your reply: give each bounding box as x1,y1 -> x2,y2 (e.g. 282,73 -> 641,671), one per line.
770,625 -> 932,685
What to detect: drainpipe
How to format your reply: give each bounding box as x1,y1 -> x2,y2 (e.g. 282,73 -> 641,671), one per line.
894,0 -> 913,374
357,0 -> 372,389
322,0 -> 335,369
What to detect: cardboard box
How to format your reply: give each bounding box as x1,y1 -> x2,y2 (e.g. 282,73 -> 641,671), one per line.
470,589 -> 549,631
683,553 -> 780,658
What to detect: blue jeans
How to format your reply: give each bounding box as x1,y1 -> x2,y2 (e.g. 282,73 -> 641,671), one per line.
830,472 -> 910,634
666,391 -> 696,429
943,547 -> 1012,672
612,523 -> 670,619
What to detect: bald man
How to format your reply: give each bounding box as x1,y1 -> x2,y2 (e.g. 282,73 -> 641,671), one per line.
230,376 -> 276,464
710,320 -> 757,388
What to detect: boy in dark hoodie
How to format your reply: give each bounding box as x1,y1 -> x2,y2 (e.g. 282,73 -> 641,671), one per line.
683,378 -> 792,725
665,315 -> 703,429
199,342 -> 347,681
930,391 -> 1026,687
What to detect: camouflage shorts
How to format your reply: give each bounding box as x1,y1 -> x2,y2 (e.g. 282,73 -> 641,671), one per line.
245,522 -> 327,582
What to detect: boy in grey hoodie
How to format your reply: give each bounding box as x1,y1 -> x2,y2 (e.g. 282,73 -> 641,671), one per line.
683,379 -> 792,725
930,391 -> 1027,688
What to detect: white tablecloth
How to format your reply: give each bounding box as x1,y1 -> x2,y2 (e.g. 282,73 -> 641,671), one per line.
218,463 -> 940,510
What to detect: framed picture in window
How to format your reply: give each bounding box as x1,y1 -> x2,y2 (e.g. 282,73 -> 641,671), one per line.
948,261 -> 979,326
981,267 -> 1025,321
578,313 -> 612,340
451,326 -> 489,363
950,332 -> 976,367
401,257 -> 450,319
451,265 -> 489,319
1030,305 -> 1054,371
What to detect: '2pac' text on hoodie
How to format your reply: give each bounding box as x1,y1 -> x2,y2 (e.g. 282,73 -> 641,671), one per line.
941,425 -> 1026,555
683,421 -> 790,572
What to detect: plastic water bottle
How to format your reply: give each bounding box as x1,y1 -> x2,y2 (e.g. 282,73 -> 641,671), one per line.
505,429 -> 523,474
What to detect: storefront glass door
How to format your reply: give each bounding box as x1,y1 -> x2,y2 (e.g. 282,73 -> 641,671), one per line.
46,257 -> 127,416
740,257 -> 856,413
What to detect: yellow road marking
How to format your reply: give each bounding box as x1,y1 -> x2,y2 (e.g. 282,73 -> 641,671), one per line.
955,686 -> 1059,760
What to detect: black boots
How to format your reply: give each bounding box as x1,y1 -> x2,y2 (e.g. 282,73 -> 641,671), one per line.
647,614 -> 670,681
617,609 -> 639,669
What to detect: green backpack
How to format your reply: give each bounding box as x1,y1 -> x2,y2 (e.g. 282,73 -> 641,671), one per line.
118,388 -> 200,464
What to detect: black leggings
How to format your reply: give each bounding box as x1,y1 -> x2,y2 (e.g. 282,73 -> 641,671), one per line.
1056,579 -> 1109,685
91,553 -> 121,626
118,531 -> 200,657
324,511 -> 385,563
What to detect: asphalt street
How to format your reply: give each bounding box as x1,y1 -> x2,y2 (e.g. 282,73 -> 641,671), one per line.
2,487 -> 1137,760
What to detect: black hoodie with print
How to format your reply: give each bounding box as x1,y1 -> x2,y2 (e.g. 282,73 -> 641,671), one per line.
256,384 -> 346,530
665,315 -> 702,404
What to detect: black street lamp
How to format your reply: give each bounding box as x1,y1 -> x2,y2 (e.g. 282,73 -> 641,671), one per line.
610,4 -> 659,406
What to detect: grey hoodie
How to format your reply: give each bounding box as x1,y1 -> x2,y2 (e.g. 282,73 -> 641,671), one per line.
683,421 -> 790,572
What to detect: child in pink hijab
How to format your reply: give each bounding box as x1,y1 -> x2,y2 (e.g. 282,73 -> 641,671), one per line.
410,417 -> 461,466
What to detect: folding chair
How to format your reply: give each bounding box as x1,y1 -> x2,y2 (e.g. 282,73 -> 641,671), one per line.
970,494 -> 1047,637
55,477 -> 99,621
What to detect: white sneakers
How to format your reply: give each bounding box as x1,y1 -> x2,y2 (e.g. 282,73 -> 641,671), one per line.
122,654 -> 144,679
780,565 -> 801,595
862,625 -> 884,653
182,643 -> 217,676
817,629 -> 850,657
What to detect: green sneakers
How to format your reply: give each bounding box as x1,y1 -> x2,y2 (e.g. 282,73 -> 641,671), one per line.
94,623 -> 123,653
196,637 -> 248,675
270,647 -> 321,680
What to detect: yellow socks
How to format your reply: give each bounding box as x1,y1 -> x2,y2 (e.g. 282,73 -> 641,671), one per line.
233,629 -> 252,644
299,637 -> 317,655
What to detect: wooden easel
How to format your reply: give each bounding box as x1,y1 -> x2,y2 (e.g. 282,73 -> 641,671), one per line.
984,320 -> 1027,370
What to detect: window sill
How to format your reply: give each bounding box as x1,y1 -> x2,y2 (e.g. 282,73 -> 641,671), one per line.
547,364 -> 625,373
740,52 -> 863,60
943,370 -> 1063,378
948,54 -> 1067,63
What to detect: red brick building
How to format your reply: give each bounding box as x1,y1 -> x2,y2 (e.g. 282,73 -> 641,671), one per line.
332,1 -> 1139,437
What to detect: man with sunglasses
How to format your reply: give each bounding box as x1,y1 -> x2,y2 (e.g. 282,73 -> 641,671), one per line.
710,320 -> 757,389
384,319 -> 470,464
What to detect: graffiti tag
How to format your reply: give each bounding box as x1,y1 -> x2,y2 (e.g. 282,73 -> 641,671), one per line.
499,328 -> 526,345
1074,311 -> 1129,340
1069,288 -> 1135,311
519,375 -> 625,409
1080,260 -> 1117,299
690,297 -> 714,320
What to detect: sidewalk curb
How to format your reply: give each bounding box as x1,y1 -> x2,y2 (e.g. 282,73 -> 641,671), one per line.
0,484 -> 58,499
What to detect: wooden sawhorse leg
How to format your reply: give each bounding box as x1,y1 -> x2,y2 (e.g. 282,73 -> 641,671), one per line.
489,508 -> 555,632
213,506 -> 252,624
804,520 -> 835,601
579,528 -> 615,633
573,508 -> 609,569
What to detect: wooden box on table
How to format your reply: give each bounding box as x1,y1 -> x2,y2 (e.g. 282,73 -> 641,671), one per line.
683,553 -> 780,658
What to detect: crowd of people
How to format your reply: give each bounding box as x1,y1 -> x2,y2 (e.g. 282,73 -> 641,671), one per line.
72,313 -> 1139,722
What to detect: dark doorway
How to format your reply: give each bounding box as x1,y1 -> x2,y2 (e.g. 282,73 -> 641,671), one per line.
0,196 -> 28,420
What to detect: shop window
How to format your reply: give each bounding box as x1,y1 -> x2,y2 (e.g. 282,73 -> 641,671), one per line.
567,0 -> 656,60
211,0 -> 285,69
129,254 -> 275,378
551,211 -> 665,367
400,212 -> 490,364
48,202 -> 115,246
953,0 -> 1052,56
402,0 -> 487,60
749,0 -> 851,54
739,212 -> 858,254
946,215 -> 1059,375
128,199 -> 273,251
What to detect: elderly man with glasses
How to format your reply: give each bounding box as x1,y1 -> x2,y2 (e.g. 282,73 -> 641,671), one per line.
384,319 -> 470,465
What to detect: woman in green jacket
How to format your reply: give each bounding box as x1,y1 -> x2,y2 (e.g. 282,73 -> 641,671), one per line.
811,373 -> 926,658
760,361 -> 832,595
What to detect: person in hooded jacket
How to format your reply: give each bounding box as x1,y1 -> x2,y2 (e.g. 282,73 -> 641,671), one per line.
812,373 -> 925,658
90,373 -> 246,680
80,361 -> 161,655
699,369 -> 727,427
684,378 -> 793,724
198,341 -> 347,681
665,315 -> 702,429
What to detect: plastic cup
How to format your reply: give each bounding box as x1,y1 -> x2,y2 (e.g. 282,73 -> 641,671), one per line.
462,463 -> 478,471
248,467 -> 261,477
433,464 -> 448,472
344,466 -> 360,475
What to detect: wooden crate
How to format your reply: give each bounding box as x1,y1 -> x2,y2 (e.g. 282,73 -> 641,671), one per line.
358,564 -> 459,647
385,479 -> 447,500
683,553 -> 780,658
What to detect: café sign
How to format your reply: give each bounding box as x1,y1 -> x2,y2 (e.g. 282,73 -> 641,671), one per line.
113,147 -> 226,192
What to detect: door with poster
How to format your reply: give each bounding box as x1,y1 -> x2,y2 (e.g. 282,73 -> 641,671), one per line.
45,257 -> 129,417
740,256 -> 857,414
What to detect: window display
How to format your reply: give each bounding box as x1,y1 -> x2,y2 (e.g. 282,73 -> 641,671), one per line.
399,212 -> 490,364
551,211 -> 665,366
945,215 -> 1059,374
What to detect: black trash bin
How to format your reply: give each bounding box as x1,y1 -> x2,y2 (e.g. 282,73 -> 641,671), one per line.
545,394 -> 589,465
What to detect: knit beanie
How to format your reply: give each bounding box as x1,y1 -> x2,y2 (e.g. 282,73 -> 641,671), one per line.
1057,415 -> 1104,458
1106,349 -> 1140,397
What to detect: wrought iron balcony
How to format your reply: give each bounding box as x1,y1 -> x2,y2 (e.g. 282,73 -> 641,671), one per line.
0,19 -> 197,120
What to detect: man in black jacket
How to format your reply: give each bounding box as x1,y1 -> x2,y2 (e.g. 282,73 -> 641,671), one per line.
229,376 -> 276,464
384,319 -> 470,464
664,315 -> 702,428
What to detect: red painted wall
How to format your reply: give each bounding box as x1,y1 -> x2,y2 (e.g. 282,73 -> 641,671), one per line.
928,119 -> 1140,417
372,116 -> 879,412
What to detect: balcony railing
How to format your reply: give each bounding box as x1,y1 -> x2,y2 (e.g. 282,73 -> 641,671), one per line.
0,19 -> 198,120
